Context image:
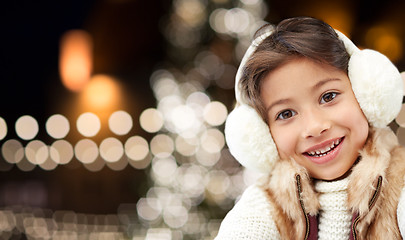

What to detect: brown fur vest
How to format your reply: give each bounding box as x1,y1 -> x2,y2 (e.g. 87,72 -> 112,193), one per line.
260,127 -> 405,239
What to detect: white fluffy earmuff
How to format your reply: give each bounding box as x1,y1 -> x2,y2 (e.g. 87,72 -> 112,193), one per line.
225,27 -> 403,173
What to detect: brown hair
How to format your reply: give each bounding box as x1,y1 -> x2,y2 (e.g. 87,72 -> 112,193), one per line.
239,17 -> 350,122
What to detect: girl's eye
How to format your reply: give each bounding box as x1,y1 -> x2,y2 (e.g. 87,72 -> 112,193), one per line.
320,92 -> 337,104
277,110 -> 296,120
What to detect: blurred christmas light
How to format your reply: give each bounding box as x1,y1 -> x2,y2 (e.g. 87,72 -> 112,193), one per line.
46,114 -> 70,139
151,157 -> 178,186
224,8 -> 250,35
99,137 -> 124,163
174,0 -> 207,28
2,139 -> 24,164
108,110 -> 133,135
200,128 -> 225,153
16,157 -> 35,172
125,136 -> 149,161
49,140 -> 74,165
25,140 -> 48,165
186,91 -> 210,108
59,30 -> 93,92
203,101 -> 228,126
366,26 -> 403,62
74,139 -> 99,164
106,156 -> 128,171
39,155 -> 58,171
175,135 -> 199,157
139,108 -> 164,133
150,134 -> 174,158
83,156 -> 105,172
136,198 -> 162,223
76,112 -> 101,137
15,115 -> 39,140
0,117 -> 7,140
81,74 -> 121,111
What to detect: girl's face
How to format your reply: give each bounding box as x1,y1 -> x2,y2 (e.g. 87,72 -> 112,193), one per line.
261,58 -> 369,180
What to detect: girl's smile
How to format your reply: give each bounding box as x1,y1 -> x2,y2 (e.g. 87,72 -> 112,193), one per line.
303,137 -> 344,165
260,58 -> 369,180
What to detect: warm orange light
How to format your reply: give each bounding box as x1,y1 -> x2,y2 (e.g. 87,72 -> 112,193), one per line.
366,26 -> 403,62
82,74 -> 120,110
59,30 -> 93,92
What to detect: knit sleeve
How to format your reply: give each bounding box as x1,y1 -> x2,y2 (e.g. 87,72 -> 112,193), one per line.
397,184 -> 405,236
215,185 -> 281,240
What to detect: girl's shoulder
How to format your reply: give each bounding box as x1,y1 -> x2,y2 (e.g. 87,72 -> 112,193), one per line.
215,184 -> 281,240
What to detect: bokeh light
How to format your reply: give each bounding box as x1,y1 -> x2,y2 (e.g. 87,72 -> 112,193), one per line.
175,135 -> 199,157
204,170 -> 230,196
108,110 -> 133,135
150,70 -> 180,101
125,136 -> 149,161
46,114 -> 70,139
136,198 -> 162,223
106,156 -> 128,171
171,105 -> 198,133
150,134 -> 175,158
74,139 -> 99,164
49,140 -> 74,165
128,155 -> 151,170
174,0 -> 206,28
163,205 -> 188,229
0,117 -> 7,140
196,147 -> 221,167
39,155 -> 58,171
83,156 -> 105,172
81,74 -> 121,110
186,92 -> 210,108
200,128 -> 225,153
16,157 -> 36,172
15,115 -> 39,140
99,137 -> 124,163
25,140 -> 48,165
59,30 -> 93,92
195,51 -> 224,81
365,26 -> 403,62
224,8 -> 250,35
139,108 -> 164,133
2,139 -> 24,164
76,112 -> 101,137
151,157 -> 178,187
176,164 -> 206,201
203,101 -> 228,126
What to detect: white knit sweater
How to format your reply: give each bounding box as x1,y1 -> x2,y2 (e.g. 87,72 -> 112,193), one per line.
315,178 -> 351,240
216,180 -> 405,239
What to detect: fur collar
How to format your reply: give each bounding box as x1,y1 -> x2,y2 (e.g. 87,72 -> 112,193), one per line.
261,127 -> 400,237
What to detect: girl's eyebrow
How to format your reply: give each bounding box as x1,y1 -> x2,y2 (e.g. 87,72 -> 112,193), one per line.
311,78 -> 341,91
266,98 -> 291,113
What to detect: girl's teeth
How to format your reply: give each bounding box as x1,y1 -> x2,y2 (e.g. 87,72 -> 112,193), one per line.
308,138 -> 341,157
321,147 -> 331,154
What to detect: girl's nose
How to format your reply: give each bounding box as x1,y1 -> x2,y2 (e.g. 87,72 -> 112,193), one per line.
301,109 -> 331,138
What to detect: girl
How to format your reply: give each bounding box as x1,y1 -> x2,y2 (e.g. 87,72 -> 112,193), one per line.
216,17 -> 405,239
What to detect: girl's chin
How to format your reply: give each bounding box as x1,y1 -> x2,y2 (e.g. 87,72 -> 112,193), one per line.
311,168 -> 352,181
